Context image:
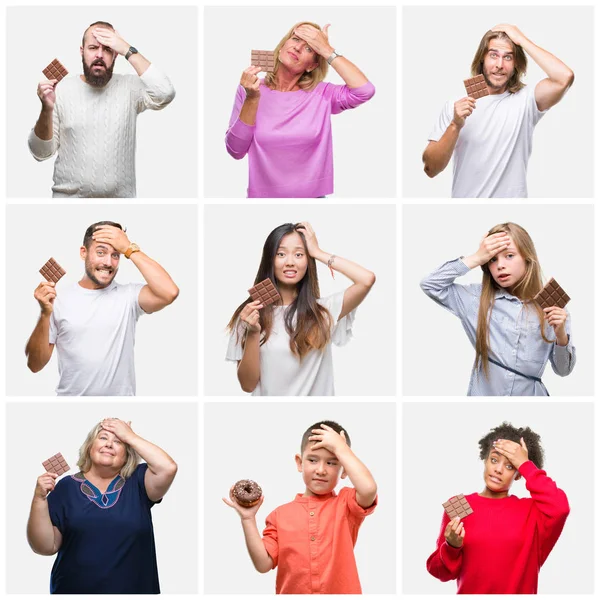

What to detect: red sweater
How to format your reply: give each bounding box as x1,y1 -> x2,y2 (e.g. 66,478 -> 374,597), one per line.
426,461 -> 570,594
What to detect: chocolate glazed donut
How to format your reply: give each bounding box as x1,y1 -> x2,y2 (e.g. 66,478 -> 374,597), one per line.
233,479 -> 262,507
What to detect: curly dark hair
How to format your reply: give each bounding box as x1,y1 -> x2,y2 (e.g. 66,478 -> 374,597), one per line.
478,422 -> 544,469
300,420 -> 351,454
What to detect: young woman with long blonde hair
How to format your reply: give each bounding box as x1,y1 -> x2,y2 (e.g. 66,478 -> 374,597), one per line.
421,223 -> 575,395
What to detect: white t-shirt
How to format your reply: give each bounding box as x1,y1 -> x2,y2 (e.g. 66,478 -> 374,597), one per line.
428,84 -> 547,198
49,281 -> 145,396
226,291 -> 356,396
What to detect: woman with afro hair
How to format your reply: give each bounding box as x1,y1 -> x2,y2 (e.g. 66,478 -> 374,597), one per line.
426,422 -> 569,594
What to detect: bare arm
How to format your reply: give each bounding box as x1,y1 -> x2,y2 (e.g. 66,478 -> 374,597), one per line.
131,252 -> 179,314
423,97 -> 475,178
492,24 -> 574,112
25,282 -> 56,372
27,474 -> 63,555
222,493 -> 273,573
234,301 -> 263,393
101,419 -> 178,502
34,106 -> 54,141
298,222 -> 375,320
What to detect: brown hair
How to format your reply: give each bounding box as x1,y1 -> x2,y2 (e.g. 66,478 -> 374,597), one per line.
264,22 -> 329,92
227,223 -> 332,359
471,30 -> 527,94
475,223 -> 552,376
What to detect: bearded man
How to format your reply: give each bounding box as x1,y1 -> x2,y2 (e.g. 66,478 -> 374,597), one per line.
28,21 -> 175,197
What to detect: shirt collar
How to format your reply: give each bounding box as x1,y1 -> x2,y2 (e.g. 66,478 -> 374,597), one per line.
294,491 -> 337,504
494,288 -> 522,303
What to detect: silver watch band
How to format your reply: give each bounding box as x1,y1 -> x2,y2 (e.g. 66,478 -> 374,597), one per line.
326,51 -> 342,65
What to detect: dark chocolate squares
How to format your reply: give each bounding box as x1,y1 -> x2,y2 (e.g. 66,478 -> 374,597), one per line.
248,278 -> 281,307
534,278 -> 571,309
43,59 -> 69,83
42,452 -> 70,476
464,74 -> 489,99
39,257 -> 66,284
443,493 -> 474,519
251,50 -> 276,72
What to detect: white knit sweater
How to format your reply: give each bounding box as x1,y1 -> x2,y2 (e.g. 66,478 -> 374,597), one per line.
28,64 -> 175,198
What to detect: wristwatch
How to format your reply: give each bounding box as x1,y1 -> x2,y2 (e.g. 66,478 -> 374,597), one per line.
124,243 -> 140,259
326,50 -> 342,65
125,46 -> 139,61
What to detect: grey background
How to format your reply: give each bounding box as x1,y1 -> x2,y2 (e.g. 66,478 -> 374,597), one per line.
6,204 -> 198,396
203,5 -> 396,198
402,5 -> 593,198
403,401 -> 594,594
6,401 -> 198,593
403,203 -> 594,396
204,203 -> 396,396
6,5 -> 198,198
204,401 -> 396,594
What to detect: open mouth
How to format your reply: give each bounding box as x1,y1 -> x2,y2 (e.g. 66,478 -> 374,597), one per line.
283,270 -> 297,278
498,274 -> 510,281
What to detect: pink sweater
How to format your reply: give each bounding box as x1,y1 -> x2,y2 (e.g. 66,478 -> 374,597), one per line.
225,80 -> 375,198
426,461 -> 570,594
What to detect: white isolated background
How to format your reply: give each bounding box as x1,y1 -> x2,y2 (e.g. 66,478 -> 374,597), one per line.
204,203 -> 396,396
6,401 -> 198,594
204,401 -> 396,594
402,402 -> 594,594
403,203 -> 594,396
5,204 -> 198,396
402,5 -> 593,198
6,5 -> 198,198
203,5 -> 396,198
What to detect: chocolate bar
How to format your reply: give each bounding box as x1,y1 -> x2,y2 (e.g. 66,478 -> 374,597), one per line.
534,278 -> 570,309
39,258 -> 66,284
464,74 -> 489,99
43,59 -> 68,83
443,493 -> 473,519
248,278 -> 281,307
42,452 -> 70,476
251,50 -> 276,72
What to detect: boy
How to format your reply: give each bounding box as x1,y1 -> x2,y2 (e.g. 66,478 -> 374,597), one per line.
426,422 -> 570,594
224,420 -> 377,594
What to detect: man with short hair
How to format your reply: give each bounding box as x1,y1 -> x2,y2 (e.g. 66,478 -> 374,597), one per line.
29,22 -> 175,197
423,24 -> 574,198
25,221 -> 179,396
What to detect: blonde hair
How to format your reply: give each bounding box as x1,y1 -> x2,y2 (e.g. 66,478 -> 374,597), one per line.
77,422 -> 140,480
470,30 -> 528,94
264,22 -> 329,91
476,223 -> 552,376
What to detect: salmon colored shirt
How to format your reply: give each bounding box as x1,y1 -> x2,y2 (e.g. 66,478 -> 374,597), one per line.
262,486 -> 377,594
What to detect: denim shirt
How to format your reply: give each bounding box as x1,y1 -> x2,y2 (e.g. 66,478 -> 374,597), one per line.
420,258 -> 576,396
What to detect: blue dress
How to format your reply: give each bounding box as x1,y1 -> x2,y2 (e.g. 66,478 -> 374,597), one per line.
47,463 -> 161,594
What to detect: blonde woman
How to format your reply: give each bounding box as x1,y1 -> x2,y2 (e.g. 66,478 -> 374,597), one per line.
26,419 -> 177,593
225,22 -> 375,198
421,223 -> 575,395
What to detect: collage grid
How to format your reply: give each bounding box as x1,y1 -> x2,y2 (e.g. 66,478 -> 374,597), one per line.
0,0 -> 598,597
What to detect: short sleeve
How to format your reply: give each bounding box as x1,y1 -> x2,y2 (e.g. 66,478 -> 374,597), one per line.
47,478 -> 68,533
225,321 -> 245,361
528,83 -> 548,126
339,486 -> 377,520
49,310 -> 58,344
130,283 -> 146,318
262,509 -> 279,568
134,462 -> 162,509
319,291 -> 356,347
428,100 -> 454,142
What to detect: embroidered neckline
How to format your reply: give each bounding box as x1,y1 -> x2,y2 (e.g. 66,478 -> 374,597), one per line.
72,471 -> 126,509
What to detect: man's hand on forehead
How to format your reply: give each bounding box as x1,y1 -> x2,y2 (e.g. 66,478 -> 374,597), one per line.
91,27 -> 130,57
92,225 -> 131,254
